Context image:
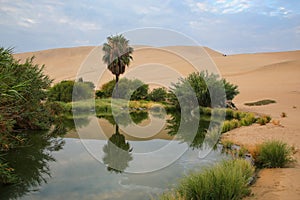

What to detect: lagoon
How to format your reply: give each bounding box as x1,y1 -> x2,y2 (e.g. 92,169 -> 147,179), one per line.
1,112 -> 228,200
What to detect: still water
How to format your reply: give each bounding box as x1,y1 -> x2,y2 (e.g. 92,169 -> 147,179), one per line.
1,111 -> 228,200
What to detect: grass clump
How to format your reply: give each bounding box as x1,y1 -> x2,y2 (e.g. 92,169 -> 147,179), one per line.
255,140 -> 295,168
239,113 -> 256,126
256,115 -> 271,125
244,99 -> 276,106
160,159 -> 254,200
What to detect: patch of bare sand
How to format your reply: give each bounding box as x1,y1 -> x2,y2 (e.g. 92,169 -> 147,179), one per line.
220,53 -> 300,199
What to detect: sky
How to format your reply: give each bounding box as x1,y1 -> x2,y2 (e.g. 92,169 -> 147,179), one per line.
0,0 -> 299,54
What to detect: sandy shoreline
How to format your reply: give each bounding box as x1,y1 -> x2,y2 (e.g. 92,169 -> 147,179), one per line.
14,46 -> 300,199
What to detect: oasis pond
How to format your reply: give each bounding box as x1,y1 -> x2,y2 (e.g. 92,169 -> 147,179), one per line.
0,111 -> 228,200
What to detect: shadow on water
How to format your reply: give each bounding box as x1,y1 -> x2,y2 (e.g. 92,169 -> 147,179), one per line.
0,132 -> 65,199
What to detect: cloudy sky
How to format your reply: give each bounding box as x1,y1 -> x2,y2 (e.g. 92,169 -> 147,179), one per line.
0,0 -> 299,54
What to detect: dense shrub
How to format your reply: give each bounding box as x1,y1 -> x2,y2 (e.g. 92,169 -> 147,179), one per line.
48,80 -> 94,103
96,78 -> 149,100
0,47 -> 55,135
0,47 -> 63,184
160,159 -> 254,200
256,140 -> 295,168
169,71 -> 239,110
148,87 -> 167,102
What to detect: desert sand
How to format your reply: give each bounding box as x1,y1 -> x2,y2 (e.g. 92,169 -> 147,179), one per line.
14,46 -> 300,199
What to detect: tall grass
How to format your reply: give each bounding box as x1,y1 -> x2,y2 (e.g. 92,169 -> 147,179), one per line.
255,140 -> 295,168
160,159 -> 254,200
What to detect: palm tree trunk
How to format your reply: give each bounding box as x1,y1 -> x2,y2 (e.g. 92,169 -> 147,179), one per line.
115,124 -> 120,135
115,74 -> 119,98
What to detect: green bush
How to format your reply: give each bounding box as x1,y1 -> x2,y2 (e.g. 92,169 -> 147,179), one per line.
0,47 -> 60,148
256,140 -> 295,168
169,71 -> 239,109
96,78 -> 149,100
48,80 -> 94,103
148,87 -> 167,102
161,159 -> 254,200
240,113 -> 256,126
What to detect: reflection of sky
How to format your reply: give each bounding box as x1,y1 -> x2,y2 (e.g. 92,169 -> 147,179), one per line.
22,138 -> 227,200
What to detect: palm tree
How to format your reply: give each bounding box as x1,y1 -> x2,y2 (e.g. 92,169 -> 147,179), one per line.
102,34 -> 134,97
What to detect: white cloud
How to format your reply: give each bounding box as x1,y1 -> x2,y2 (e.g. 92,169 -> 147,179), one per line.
186,0 -> 251,14
18,18 -> 37,28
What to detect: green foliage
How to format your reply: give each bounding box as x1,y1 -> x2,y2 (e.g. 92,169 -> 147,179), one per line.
223,79 -> 240,101
96,78 -> 149,100
222,120 -> 240,133
0,47 -> 67,184
102,34 -> 133,84
169,71 -> 239,109
256,140 -> 295,168
48,80 -> 94,103
148,87 -> 168,102
0,159 -> 18,184
161,159 -> 254,200
244,99 -> 276,106
0,47 -> 61,149
239,113 -> 256,126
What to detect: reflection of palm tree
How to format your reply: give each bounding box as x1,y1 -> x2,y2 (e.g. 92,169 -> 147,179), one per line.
102,125 -> 133,173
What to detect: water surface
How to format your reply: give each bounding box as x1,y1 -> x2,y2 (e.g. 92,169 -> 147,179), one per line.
1,112 -> 227,200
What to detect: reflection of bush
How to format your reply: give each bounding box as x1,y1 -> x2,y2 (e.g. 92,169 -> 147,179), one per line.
0,132 -> 65,199
102,126 -> 133,173
167,112 -> 210,149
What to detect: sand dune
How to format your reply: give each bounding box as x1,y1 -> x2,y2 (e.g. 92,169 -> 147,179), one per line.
14,46 -> 300,199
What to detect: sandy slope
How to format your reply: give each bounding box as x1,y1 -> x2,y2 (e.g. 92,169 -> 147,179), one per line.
14,46 -> 300,199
